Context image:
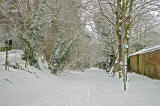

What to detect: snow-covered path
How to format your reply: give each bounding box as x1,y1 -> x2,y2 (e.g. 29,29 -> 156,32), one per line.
0,68 -> 160,106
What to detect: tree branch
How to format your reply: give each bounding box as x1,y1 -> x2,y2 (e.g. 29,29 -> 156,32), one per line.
98,0 -> 115,26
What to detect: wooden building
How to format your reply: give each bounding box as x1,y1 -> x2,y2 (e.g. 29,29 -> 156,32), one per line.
129,44 -> 160,79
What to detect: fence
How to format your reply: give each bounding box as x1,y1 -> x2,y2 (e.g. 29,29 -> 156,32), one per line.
129,45 -> 160,79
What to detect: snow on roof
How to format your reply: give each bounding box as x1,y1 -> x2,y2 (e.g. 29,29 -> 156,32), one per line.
129,44 -> 160,56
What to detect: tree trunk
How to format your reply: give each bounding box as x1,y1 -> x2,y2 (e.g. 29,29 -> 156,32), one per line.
118,35 -> 122,78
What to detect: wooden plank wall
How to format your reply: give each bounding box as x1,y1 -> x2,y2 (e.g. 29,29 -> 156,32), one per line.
129,50 -> 160,79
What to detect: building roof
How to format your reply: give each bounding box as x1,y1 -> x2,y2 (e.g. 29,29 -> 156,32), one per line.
129,44 -> 160,56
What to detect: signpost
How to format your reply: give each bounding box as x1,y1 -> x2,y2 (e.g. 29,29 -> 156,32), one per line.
116,15 -> 131,29
116,15 -> 131,91
0,40 -> 12,71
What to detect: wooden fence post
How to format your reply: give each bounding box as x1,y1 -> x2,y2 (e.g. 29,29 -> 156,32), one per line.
5,47 -> 8,70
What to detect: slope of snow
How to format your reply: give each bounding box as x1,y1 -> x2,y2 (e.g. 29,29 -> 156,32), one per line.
0,50 -> 160,106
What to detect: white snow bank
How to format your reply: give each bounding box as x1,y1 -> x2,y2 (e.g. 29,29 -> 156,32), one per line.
0,50 -> 54,90
130,44 -> 160,56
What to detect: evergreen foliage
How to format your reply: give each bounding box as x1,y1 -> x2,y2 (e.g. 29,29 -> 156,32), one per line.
28,0 -> 48,66
50,38 -> 77,74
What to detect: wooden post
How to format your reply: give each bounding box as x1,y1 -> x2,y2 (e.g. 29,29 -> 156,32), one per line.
25,47 -> 28,68
5,47 -> 8,70
4,40 -> 12,71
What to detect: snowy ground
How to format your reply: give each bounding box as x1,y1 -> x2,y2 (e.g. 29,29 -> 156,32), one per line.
0,50 -> 160,106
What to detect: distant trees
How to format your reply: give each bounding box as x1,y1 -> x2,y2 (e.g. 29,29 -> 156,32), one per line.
130,12 -> 160,52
